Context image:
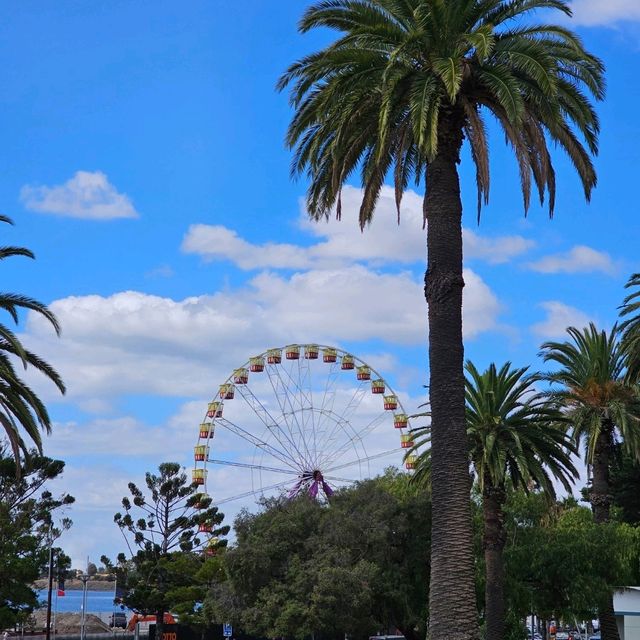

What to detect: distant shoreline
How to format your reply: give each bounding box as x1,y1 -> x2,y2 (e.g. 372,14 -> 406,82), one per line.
34,579 -> 116,592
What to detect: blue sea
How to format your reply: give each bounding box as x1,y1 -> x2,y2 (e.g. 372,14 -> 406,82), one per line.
37,590 -> 131,614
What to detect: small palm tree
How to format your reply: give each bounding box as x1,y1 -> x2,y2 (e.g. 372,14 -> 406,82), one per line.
0,216 -> 65,464
620,272 -> 640,382
410,361 -> 577,640
540,323 -> 640,640
279,4 -> 603,636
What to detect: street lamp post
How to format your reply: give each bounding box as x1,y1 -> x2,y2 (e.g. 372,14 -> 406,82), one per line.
79,574 -> 90,640
45,545 -> 55,640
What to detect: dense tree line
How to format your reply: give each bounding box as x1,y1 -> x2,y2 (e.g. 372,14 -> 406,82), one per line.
206,471 -> 430,640
198,472 -> 639,640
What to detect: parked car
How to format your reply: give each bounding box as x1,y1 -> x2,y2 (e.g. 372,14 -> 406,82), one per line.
110,612 -> 127,629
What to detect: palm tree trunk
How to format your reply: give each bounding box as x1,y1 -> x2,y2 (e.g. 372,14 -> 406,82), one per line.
591,421 -> 619,640
483,484 -> 506,640
591,424 -> 612,524
425,114 -> 478,640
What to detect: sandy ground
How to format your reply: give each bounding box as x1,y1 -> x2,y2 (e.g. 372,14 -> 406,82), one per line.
30,611 -> 112,634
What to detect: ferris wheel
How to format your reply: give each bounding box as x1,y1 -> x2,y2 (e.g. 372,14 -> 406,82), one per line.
191,344 -> 418,513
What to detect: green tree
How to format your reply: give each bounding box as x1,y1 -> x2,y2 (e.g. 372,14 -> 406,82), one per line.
504,494 -> 639,623
278,4 -> 603,638
110,462 -> 228,640
541,324 -> 640,640
212,471 -> 431,640
0,446 -> 74,628
411,362 -> 577,640
0,216 -> 65,465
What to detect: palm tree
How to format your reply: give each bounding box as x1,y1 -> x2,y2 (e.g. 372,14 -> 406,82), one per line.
540,324 -> 640,640
410,361 -> 577,640
620,272 -> 640,382
278,2 -> 604,636
0,216 -> 65,464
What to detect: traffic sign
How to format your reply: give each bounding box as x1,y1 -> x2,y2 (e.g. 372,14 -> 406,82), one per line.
223,623 -> 233,638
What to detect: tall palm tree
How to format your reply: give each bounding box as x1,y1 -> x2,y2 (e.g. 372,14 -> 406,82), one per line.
410,361 -> 577,640
619,272 -> 640,382
278,2 -> 604,637
0,216 -> 65,465
540,324 -> 640,640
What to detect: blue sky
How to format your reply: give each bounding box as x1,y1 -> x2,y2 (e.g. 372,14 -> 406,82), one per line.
2,1 -> 640,568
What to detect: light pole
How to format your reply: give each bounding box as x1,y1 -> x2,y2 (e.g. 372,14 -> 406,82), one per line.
45,541 -> 55,640
79,574 -> 90,640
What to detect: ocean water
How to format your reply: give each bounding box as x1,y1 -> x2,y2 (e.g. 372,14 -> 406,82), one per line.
37,590 -> 130,615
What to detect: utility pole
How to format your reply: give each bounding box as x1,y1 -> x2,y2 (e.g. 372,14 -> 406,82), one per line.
80,573 -> 90,640
45,542 -> 55,640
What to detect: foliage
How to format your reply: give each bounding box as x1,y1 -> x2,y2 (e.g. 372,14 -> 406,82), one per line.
209,470 -> 430,640
105,552 -> 225,628
541,323 -> 640,465
620,272 -> 640,382
410,361 -> 578,495
107,463 -> 229,635
0,216 -> 65,464
504,493 -> 640,620
0,446 -> 74,628
278,0 -> 603,227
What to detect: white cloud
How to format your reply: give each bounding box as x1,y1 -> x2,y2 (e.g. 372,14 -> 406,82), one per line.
531,301 -> 592,339
463,228 -> 535,264
46,416 -> 186,459
181,224 -> 313,269
568,0 -> 640,26
20,171 -> 139,220
181,186 -> 532,269
23,264 -> 500,405
526,245 -> 616,275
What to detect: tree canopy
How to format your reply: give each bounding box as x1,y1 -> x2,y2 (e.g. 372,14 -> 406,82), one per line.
209,470 -> 431,640
107,462 -> 229,639
0,217 -> 65,465
0,446 -> 74,628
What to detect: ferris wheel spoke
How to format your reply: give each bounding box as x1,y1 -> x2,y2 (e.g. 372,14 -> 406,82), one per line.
324,448 -> 400,474
293,357 -> 316,466
216,417 -> 302,472
207,458 -> 300,475
266,363 -> 314,468
214,479 -> 295,505
323,475 -> 359,484
281,359 -> 318,461
316,411 -> 389,471
298,357 -> 318,468
312,361 -> 343,465
313,382 -> 370,468
235,383 -> 310,470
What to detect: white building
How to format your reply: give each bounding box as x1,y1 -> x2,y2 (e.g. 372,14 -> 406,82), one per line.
615,587 -> 640,640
